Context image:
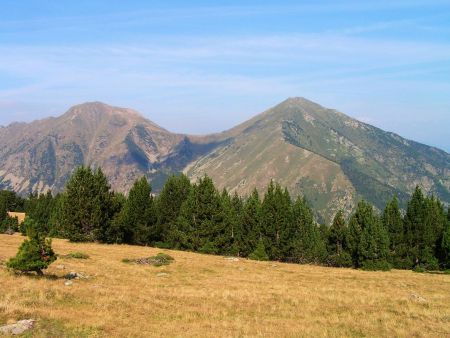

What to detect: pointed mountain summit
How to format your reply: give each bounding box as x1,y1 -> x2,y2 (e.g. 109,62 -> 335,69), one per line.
0,98 -> 448,221
186,97 -> 450,221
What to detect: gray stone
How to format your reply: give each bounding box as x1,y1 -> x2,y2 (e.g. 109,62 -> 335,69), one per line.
0,319 -> 35,335
64,280 -> 73,286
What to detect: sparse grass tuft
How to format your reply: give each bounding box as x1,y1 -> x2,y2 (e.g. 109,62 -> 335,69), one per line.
61,252 -> 90,260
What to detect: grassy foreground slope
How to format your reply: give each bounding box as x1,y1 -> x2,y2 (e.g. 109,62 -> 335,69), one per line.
0,234 -> 449,337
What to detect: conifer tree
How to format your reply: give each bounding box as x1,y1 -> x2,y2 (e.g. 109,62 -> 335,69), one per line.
7,220 -> 56,275
440,209 -> 450,269
156,174 -> 191,243
327,210 -> 352,267
348,200 -> 390,270
25,191 -> 55,234
404,187 -> 445,270
60,166 -> 114,242
220,189 -> 243,255
249,238 -> 269,261
114,177 -> 157,245
172,176 -> 225,253
261,181 -> 293,260
290,197 -> 326,264
239,189 -> 262,257
383,196 -> 408,268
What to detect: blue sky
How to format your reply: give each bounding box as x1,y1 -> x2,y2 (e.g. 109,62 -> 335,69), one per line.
0,1 -> 449,151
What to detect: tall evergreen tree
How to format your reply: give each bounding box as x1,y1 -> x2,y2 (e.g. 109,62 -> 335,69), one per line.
290,197 -> 326,264
383,196 -> 408,268
156,174 -> 192,243
220,190 -> 243,255
110,177 -> 156,245
348,200 -> 390,270
172,176 -> 226,254
59,166 -> 114,242
25,191 -> 55,234
404,187 -> 445,270
440,208 -> 450,269
261,181 -> 293,260
239,189 -> 262,257
327,210 -> 352,267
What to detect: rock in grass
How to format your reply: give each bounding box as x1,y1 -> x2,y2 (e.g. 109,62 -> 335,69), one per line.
156,272 -> 169,277
410,293 -> 426,303
0,319 -> 35,335
64,280 -> 73,286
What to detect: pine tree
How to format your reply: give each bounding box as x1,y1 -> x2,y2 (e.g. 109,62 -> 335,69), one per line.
260,181 -> 293,260
7,220 -> 56,275
156,174 -> 191,243
239,189 -> 262,257
348,200 -> 390,270
172,176 -> 225,253
327,211 -> 352,267
290,197 -> 327,264
383,196 -> 408,268
440,208 -> 450,269
60,166 -> 114,242
110,177 -> 156,245
404,187 -> 445,270
25,190 -> 55,234
220,189 -> 243,255
249,238 -> 269,261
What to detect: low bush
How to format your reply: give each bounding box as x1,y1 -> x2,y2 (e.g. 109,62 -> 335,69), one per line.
122,253 -> 174,267
62,252 -> 90,259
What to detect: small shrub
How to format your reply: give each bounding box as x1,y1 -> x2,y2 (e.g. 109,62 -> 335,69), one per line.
122,253 -> 174,266
249,239 -> 269,261
7,225 -> 57,275
413,265 -> 426,273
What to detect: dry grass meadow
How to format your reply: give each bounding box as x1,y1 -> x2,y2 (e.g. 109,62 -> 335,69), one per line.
0,234 -> 449,337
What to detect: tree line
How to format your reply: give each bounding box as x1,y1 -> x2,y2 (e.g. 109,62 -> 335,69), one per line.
1,166 -> 449,271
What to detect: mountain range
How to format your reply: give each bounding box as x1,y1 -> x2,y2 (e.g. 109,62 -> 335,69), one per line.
1,98 -> 449,222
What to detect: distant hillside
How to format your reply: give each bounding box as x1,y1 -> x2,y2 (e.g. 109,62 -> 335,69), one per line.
186,98 -> 450,221
1,98 -> 449,221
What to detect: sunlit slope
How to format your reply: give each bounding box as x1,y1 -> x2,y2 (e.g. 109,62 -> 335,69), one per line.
186,98 -> 450,221
0,234 -> 449,337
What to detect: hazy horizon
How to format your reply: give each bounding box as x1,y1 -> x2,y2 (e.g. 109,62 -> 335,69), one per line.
1,1 -> 449,151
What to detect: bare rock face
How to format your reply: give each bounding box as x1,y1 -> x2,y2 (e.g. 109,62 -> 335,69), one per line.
0,319 -> 35,335
0,98 -> 449,222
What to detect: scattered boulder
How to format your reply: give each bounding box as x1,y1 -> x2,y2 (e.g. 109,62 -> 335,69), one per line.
0,319 -> 35,335
64,271 -> 89,280
224,257 -> 239,262
64,280 -> 73,286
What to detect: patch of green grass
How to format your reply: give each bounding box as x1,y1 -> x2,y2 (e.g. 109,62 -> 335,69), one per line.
61,252 -> 90,259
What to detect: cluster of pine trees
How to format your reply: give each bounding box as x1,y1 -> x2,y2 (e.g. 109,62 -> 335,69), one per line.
2,166 -> 449,271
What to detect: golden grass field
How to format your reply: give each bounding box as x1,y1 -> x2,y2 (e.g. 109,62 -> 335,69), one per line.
0,234 -> 449,337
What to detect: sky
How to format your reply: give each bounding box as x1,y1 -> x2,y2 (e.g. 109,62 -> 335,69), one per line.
0,0 -> 449,151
